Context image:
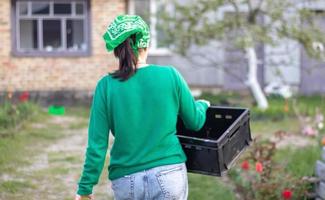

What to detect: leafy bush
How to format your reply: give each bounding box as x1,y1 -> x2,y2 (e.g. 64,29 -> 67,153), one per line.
0,101 -> 39,134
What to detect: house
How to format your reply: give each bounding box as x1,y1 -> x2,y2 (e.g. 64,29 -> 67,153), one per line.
0,0 -> 324,104
0,0 -> 125,104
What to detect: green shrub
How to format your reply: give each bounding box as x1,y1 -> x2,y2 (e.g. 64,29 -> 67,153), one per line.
250,98 -> 290,121
198,92 -> 325,121
0,101 -> 40,134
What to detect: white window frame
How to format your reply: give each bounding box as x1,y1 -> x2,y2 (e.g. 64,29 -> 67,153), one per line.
128,0 -> 171,56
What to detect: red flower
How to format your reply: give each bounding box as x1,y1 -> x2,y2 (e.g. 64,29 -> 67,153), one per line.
241,160 -> 250,170
282,189 -> 292,199
255,162 -> 263,173
19,91 -> 29,102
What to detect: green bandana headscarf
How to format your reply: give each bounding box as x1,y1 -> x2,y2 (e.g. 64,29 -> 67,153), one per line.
103,15 -> 150,56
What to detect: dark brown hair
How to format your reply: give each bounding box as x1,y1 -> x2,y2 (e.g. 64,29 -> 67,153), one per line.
111,34 -> 138,81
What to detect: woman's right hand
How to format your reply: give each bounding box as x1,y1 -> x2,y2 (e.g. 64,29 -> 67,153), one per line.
74,194 -> 94,200
197,99 -> 211,107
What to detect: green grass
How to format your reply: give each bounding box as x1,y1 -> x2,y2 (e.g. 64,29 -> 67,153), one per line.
37,166 -> 70,175
0,134 -> 30,171
0,180 -> 36,193
0,104 -> 90,198
188,173 -> 236,200
0,125 -> 65,173
48,151 -> 81,163
275,145 -> 321,178
251,117 -> 301,136
65,106 -> 90,118
0,103 -> 93,199
68,120 -> 89,129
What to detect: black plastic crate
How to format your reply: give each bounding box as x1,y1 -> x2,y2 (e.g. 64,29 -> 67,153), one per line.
176,106 -> 252,176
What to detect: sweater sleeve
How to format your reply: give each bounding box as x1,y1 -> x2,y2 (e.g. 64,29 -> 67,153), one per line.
171,67 -> 209,131
77,77 -> 110,195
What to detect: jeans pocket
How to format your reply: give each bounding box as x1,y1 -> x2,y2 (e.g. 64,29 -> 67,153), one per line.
156,164 -> 187,200
111,175 -> 134,200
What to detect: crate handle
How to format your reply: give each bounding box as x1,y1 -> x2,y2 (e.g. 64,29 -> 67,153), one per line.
215,114 -> 222,119
225,115 -> 232,119
228,127 -> 240,139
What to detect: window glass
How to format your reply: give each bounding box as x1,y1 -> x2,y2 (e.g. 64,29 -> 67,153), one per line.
32,2 -> 50,15
67,20 -> 86,51
19,20 -> 38,49
134,0 -> 150,25
133,0 -> 169,49
157,3 -> 168,48
76,3 -> 84,15
15,0 -> 89,55
54,3 -> 72,14
43,20 -> 62,51
19,2 -> 28,15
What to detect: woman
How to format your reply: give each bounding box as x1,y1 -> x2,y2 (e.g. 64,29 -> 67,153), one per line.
75,15 -> 210,200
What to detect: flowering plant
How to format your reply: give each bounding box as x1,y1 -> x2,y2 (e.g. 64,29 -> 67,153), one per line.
229,135 -> 310,200
0,90 -> 36,136
292,100 -> 324,137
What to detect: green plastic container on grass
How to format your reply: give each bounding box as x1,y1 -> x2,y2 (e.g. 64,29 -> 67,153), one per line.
48,105 -> 65,115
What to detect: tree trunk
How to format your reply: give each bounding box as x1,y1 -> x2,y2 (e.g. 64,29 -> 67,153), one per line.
245,47 -> 269,110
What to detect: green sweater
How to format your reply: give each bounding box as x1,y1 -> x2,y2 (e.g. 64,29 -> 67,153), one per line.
77,65 -> 209,195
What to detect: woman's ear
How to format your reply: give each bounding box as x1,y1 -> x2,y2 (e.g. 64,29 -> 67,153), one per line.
138,48 -> 148,53
143,48 -> 149,56
138,48 -> 149,59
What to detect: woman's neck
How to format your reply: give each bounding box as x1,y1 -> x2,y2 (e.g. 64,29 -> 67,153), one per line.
136,58 -> 148,68
137,63 -> 149,68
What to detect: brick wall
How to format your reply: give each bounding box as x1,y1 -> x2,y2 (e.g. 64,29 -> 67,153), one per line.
0,0 -> 125,93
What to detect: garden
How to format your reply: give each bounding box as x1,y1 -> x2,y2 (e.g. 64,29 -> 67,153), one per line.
0,91 -> 324,200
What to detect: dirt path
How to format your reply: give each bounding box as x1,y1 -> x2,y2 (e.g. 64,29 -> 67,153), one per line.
0,115 -> 113,200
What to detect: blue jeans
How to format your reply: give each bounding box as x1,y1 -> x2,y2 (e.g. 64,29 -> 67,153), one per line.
111,163 -> 188,200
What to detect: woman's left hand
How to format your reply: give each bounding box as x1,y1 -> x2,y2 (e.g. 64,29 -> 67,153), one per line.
74,194 -> 94,200
197,99 -> 211,107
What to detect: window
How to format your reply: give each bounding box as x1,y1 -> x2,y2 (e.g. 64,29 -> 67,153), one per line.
128,0 -> 171,56
13,0 -> 90,56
